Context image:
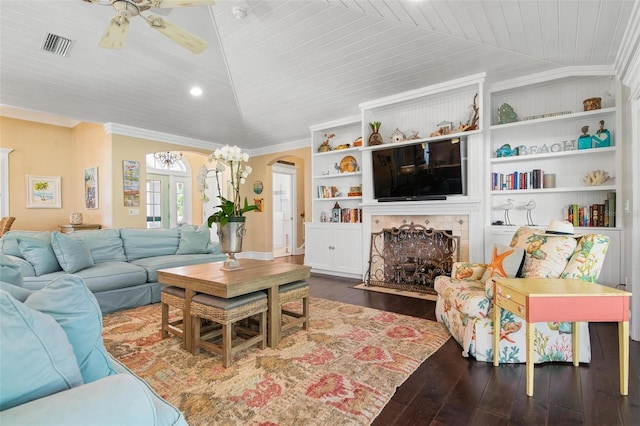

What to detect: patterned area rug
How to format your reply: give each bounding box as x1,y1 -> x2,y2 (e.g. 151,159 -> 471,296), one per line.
353,283 -> 439,302
102,298 -> 450,426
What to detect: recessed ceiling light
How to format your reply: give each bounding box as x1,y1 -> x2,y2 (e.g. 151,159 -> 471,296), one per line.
190,87 -> 203,96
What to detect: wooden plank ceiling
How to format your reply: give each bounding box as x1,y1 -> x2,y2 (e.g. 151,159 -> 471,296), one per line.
0,0 -> 635,151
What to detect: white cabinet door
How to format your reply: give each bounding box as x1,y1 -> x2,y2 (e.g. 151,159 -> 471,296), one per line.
304,223 -> 363,278
332,226 -> 363,276
304,224 -> 333,271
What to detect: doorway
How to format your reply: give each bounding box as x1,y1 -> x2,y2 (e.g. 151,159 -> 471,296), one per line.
272,163 -> 297,258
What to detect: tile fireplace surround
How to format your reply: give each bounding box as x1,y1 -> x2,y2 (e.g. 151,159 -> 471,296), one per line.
362,199 -> 484,269
371,215 -> 469,262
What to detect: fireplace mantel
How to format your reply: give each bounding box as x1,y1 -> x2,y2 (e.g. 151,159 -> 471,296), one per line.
361,198 -> 482,215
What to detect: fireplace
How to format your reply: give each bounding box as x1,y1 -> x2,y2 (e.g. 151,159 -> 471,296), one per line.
365,222 -> 460,294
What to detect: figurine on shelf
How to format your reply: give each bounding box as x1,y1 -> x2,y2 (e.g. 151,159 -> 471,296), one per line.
368,122 -> 383,146
406,130 -> 420,140
390,128 -> 406,143
578,125 -> 592,150
592,120 -> 611,148
430,120 -> 454,137
331,201 -> 341,222
497,103 -> 518,124
459,93 -> 479,132
318,133 -> 335,152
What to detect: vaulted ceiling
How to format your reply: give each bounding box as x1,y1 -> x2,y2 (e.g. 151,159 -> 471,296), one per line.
0,0 -> 636,152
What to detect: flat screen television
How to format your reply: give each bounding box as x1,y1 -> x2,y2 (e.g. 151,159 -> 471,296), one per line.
372,138 -> 467,201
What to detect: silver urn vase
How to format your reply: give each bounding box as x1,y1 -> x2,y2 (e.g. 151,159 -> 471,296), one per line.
216,218 -> 246,270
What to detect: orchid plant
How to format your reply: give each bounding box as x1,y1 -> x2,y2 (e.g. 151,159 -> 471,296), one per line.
197,145 -> 257,227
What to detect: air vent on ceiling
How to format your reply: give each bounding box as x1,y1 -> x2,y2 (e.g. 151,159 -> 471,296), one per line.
41,33 -> 73,57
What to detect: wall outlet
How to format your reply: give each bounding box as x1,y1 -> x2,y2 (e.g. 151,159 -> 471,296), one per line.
128,208 -> 139,216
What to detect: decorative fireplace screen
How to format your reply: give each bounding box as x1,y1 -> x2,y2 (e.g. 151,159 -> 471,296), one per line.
364,222 -> 459,294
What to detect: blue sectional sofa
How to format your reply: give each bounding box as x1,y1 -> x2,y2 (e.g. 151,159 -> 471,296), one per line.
0,225 -> 227,313
0,269 -> 187,426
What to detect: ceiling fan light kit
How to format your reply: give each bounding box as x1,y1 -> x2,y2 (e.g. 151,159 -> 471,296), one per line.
88,0 -> 215,53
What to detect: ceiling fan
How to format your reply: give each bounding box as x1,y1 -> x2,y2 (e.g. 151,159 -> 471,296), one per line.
84,0 -> 215,54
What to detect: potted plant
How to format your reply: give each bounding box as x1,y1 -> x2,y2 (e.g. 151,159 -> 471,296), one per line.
198,145 -> 257,269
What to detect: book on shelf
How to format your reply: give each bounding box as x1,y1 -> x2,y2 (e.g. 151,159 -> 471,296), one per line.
567,192 -> 616,228
491,169 -> 543,190
317,185 -> 340,198
340,208 -> 362,223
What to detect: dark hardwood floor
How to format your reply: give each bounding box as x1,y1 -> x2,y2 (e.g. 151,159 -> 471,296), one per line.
274,255 -> 640,425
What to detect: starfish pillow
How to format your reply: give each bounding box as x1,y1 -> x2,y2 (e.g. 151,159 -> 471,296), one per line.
481,244 -> 525,284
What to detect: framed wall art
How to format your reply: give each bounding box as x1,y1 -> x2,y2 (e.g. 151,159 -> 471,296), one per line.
123,160 -> 140,207
254,198 -> 263,212
26,175 -> 61,208
84,166 -> 98,209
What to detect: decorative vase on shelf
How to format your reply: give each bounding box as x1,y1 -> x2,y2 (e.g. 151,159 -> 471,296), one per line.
577,125 -> 592,150
216,217 -> 246,271
69,212 -> 83,225
368,121 -> 383,146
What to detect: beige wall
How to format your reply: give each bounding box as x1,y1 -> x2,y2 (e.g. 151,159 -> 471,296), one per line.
1,117 -> 310,254
0,117 -> 74,230
243,147 -> 311,254
0,117 -> 209,231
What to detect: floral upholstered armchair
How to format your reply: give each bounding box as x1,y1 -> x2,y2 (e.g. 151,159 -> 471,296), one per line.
434,226 -> 610,363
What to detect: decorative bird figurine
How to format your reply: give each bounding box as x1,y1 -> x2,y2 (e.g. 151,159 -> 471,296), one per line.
522,199 -> 536,226
334,162 -> 341,172
498,198 -> 515,226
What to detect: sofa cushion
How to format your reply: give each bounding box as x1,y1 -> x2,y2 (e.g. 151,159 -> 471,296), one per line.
0,253 -> 23,286
17,236 -> 61,276
510,227 -> 577,278
120,229 -> 181,261
51,231 -> 95,273
0,290 -> 83,411
21,261 -> 148,293
175,224 -> 213,255
0,281 -> 33,302
133,253 -> 227,283
433,275 -> 491,317
69,229 -> 127,263
480,244 -> 525,283
561,234 -> 611,282
0,230 -> 51,258
0,374 -> 161,426
451,262 -> 487,281
24,275 -> 117,384
2,254 -> 35,277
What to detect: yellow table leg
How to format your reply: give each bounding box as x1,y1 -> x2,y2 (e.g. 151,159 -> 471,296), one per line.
572,321 -> 579,367
619,321 -> 629,395
493,306 -> 500,366
526,321 -> 535,397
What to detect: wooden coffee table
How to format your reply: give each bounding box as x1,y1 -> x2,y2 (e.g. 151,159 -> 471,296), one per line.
157,259 -> 311,351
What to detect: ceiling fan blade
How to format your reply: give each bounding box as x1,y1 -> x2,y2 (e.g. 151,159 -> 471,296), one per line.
144,15 -> 208,54
148,0 -> 215,8
99,15 -> 129,49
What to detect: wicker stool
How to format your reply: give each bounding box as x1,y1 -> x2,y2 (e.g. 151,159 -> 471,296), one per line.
161,286 -> 187,342
279,280 -> 310,334
191,291 -> 268,367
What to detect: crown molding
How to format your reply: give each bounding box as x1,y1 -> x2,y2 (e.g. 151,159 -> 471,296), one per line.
248,138 -> 310,157
103,123 -> 219,151
488,65 -> 616,93
0,105 -> 81,128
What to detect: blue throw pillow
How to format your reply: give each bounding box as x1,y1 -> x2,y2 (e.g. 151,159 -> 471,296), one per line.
0,290 -> 83,411
120,228 -> 181,261
50,231 -> 95,273
176,224 -> 212,254
68,229 -> 127,263
24,275 -> 116,384
17,236 -> 61,276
